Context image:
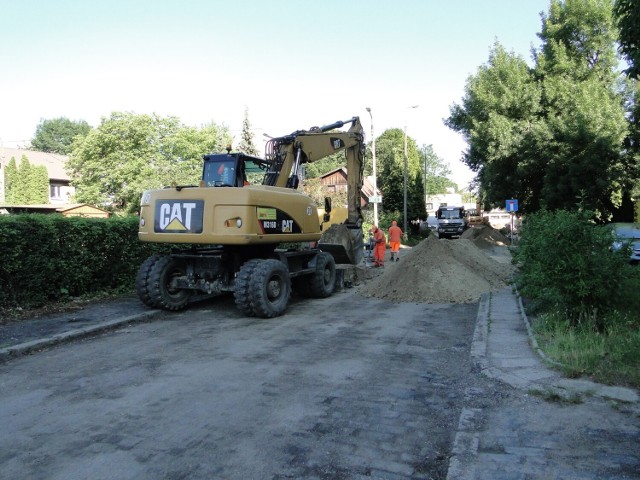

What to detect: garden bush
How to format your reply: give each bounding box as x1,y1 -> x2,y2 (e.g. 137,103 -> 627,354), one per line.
512,209 -> 638,330
0,214 -> 170,310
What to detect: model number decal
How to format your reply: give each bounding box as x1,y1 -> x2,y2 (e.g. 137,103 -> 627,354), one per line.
258,207 -> 301,235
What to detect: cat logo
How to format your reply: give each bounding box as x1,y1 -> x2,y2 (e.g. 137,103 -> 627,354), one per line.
154,200 -> 204,233
282,219 -> 293,233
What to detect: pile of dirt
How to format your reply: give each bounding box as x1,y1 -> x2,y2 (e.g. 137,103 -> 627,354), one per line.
460,224 -> 511,249
357,228 -> 514,304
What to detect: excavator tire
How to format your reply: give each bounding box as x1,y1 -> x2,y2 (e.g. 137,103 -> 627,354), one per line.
309,252 -> 336,298
136,255 -> 161,308
247,259 -> 291,318
233,259 -> 262,316
148,256 -> 192,311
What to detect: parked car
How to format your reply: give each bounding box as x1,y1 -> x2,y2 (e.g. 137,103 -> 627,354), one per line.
611,223 -> 640,265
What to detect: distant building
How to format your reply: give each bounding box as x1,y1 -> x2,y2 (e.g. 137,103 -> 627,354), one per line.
318,167 -> 381,208
0,203 -> 109,218
0,147 -> 75,205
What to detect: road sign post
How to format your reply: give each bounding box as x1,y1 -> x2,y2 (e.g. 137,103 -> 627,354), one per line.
506,199 -> 519,245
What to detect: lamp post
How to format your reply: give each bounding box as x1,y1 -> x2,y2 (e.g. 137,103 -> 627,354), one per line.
365,107 -> 378,227
403,105 -> 419,236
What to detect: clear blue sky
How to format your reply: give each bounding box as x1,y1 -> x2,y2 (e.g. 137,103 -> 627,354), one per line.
1,0 -> 552,188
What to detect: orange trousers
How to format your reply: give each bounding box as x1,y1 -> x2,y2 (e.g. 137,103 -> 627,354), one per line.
374,243 -> 385,266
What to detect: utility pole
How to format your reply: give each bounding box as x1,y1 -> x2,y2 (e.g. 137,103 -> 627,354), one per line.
403,105 -> 419,236
366,107 -> 378,227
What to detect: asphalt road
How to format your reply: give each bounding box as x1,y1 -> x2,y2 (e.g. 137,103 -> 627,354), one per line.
0,290 -> 501,480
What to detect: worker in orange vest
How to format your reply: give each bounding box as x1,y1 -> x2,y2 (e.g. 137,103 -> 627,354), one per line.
370,225 -> 386,267
388,220 -> 403,262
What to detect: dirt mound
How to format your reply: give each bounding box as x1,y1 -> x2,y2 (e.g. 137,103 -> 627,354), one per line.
461,225 -> 510,250
357,235 -> 514,304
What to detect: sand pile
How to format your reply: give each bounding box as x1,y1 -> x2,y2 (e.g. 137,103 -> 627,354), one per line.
357,228 -> 514,304
460,225 -> 511,250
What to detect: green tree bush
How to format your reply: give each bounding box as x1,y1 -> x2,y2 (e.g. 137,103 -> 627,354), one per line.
67,112 -> 232,214
31,117 -> 91,154
513,209 -> 637,329
3,156 -> 49,204
0,215 -> 171,310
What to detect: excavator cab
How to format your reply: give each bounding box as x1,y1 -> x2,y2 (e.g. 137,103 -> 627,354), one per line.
202,153 -> 269,187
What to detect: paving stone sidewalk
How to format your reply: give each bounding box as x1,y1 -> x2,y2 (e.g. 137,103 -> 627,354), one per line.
448,287 -> 640,480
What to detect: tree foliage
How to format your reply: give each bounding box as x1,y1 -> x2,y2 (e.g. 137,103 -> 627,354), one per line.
513,209 -> 636,327
375,128 -> 425,224
419,144 -> 455,195
3,155 -> 49,204
67,112 -> 232,214
238,107 -> 259,156
446,0 -> 635,221
31,117 -> 91,155
613,0 -> 640,79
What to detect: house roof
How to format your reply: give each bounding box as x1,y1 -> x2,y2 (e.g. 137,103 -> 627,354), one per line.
0,147 -> 70,181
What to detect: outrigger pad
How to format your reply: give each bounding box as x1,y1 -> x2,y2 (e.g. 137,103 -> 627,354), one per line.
318,224 -> 364,265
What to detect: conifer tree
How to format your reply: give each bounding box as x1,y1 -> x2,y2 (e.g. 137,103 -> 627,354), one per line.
238,107 -> 259,156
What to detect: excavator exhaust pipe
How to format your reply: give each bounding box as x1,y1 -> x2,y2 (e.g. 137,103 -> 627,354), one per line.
318,224 -> 364,265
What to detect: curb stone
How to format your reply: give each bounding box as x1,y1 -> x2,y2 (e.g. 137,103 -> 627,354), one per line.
0,310 -> 164,362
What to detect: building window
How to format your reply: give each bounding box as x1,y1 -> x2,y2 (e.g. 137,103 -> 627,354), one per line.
50,184 -> 62,199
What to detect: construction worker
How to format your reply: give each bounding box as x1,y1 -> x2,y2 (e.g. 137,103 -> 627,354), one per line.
388,220 -> 403,262
370,225 -> 386,267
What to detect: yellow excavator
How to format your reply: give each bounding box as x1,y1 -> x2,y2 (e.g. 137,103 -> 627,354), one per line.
136,116 -> 365,317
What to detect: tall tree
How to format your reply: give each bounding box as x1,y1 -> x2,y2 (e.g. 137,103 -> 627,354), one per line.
446,43 -> 543,213
419,144 -> 455,195
237,107 -> 259,156
31,117 -> 91,155
613,0 -> 640,79
3,157 -> 18,203
447,1 -> 633,220
4,156 -> 49,204
375,128 -> 424,224
536,0 -> 629,219
67,112 -> 232,213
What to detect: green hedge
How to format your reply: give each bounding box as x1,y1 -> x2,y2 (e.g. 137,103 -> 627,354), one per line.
0,214 -> 170,310
512,209 -> 640,329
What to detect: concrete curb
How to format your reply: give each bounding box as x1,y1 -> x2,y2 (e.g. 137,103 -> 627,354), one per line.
0,310 -> 164,363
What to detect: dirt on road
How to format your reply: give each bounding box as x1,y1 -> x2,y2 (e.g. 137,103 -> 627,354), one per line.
357,226 -> 514,304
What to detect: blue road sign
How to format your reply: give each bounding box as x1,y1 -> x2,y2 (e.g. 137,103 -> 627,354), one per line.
506,199 -> 519,212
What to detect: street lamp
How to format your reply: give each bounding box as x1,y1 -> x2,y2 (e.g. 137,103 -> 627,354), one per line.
403,105 -> 419,236
365,107 -> 378,227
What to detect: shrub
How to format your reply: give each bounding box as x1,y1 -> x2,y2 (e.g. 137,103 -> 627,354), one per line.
512,209 -> 634,330
0,214 -> 170,310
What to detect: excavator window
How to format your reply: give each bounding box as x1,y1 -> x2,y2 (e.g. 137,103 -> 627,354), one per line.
203,160 -> 236,187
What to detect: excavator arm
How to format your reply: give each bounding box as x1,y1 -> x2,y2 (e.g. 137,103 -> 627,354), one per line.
264,117 -> 365,228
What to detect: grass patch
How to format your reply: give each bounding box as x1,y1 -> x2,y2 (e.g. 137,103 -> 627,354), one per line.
532,311 -> 640,389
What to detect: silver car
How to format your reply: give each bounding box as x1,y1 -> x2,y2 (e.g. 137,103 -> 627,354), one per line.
611,223 -> 640,265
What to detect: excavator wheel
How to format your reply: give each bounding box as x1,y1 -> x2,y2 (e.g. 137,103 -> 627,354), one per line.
136,255 -> 161,308
147,256 -> 192,311
309,252 -> 336,298
233,259 -> 262,316
247,259 -> 291,318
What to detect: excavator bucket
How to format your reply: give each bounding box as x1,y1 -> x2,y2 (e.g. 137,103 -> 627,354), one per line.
318,224 -> 364,265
